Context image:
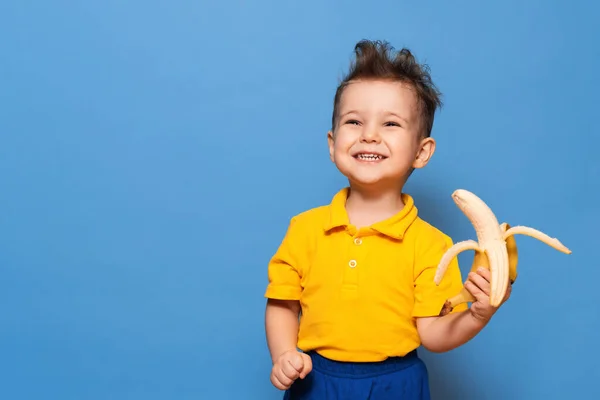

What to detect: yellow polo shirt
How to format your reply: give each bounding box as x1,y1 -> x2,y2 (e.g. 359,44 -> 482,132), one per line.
264,188 -> 468,362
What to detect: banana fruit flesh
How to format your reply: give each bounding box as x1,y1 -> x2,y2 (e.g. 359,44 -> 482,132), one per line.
437,222 -> 518,316
434,189 -> 571,314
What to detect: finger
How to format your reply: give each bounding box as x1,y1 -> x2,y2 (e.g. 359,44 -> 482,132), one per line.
272,370 -> 292,390
288,352 -> 305,372
475,267 -> 491,281
464,277 -> 485,300
282,359 -> 300,380
503,282 -> 512,301
276,367 -> 294,388
299,354 -> 313,379
469,271 -> 490,296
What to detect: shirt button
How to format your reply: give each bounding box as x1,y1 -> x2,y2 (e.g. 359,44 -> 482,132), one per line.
354,238 -> 362,245
348,260 -> 357,268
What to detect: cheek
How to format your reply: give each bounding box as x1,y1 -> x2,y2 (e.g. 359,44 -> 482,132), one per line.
388,136 -> 418,154
333,137 -> 353,153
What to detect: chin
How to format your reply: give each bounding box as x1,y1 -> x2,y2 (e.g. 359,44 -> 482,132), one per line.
345,175 -> 395,188
347,171 -> 407,189
335,162 -> 404,188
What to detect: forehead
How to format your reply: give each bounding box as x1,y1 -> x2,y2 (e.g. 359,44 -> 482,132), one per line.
339,79 -> 420,117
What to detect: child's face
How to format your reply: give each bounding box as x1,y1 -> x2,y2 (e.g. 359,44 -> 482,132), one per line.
328,79 -> 435,190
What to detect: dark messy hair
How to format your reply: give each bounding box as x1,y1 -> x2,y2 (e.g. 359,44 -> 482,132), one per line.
332,39 -> 443,138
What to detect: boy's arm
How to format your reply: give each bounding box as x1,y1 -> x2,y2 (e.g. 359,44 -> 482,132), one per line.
416,267 -> 512,353
416,310 -> 487,353
265,298 -> 312,390
263,216 -> 313,390
264,217 -> 304,362
265,299 -> 301,362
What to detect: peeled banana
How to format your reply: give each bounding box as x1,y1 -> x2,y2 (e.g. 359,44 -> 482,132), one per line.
434,189 -> 571,315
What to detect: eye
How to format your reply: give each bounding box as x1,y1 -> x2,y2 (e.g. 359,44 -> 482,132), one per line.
345,119 -> 360,125
385,121 -> 401,127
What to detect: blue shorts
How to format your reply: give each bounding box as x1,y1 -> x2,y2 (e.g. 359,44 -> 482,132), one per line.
283,350 -> 430,400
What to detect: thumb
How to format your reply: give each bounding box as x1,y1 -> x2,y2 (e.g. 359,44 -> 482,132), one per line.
288,351 -> 305,372
298,353 -> 313,379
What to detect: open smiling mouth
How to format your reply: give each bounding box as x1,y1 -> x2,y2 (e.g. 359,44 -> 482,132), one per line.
354,153 -> 387,162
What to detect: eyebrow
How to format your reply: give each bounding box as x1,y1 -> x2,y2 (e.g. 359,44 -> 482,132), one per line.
341,110 -> 409,124
383,111 -> 409,124
340,110 -> 359,118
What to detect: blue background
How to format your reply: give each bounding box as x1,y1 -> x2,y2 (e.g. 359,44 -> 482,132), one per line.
1,1 -> 598,399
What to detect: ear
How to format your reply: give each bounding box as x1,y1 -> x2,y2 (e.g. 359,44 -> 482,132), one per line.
412,137 -> 436,169
327,130 -> 335,162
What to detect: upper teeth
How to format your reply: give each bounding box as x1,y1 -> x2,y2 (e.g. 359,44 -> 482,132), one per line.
357,153 -> 382,160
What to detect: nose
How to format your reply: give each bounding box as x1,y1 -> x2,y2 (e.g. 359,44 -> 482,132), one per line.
360,125 -> 381,143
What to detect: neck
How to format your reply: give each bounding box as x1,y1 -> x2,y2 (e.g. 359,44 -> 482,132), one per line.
345,183 -> 406,228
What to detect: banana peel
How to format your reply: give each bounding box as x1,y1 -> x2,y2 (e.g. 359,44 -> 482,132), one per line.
438,223 -> 518,316
434,189 -> 571,315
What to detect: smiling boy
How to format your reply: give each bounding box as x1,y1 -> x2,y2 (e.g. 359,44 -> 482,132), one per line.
264,39 -> 511,399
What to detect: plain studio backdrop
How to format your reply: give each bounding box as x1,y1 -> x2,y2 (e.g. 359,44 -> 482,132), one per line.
1,1 -> 598,399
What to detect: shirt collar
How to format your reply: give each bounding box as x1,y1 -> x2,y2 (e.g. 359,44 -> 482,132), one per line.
324,187 -> 418,239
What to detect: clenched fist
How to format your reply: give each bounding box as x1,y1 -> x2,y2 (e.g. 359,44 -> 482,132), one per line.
270,349 -> 313,390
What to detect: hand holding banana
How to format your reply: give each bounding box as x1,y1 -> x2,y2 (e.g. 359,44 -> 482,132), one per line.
434,189 -> 572,316
463,265 -> 513,323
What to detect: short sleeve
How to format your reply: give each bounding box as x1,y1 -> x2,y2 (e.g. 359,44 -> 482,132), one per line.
412,233 -> 468,317
264,217 -> 305,300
